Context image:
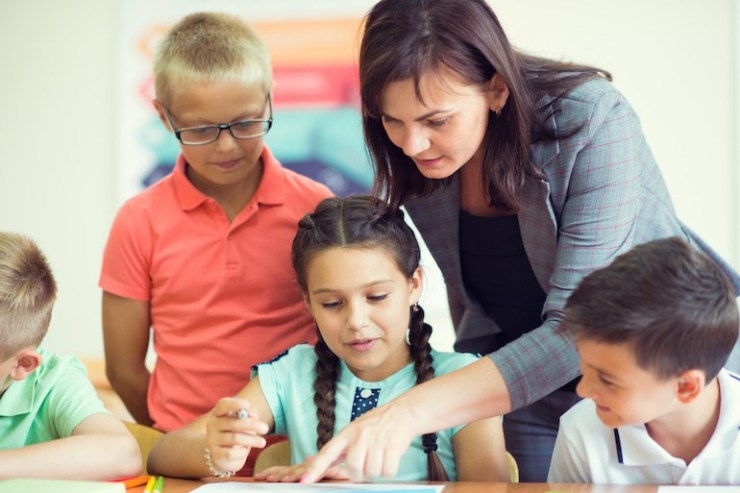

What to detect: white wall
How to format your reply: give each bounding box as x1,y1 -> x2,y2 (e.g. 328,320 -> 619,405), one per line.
0,0 -> 737,359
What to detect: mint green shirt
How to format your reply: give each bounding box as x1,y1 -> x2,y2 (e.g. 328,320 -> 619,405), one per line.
255,344 -> 479,480
0,348 -> 108,448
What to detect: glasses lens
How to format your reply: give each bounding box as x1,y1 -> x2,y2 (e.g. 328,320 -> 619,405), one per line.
231,120 -> 271,139
179,127 -> 220,145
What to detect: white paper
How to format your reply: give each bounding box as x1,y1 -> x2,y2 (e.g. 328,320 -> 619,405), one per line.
192,483 -> 444,493
658,487 -> 740,492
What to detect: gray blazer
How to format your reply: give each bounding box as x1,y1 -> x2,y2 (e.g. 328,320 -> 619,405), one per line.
406,78 -> 740,410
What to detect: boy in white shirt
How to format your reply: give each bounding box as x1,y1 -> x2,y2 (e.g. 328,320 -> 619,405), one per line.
548,237 -> 740,485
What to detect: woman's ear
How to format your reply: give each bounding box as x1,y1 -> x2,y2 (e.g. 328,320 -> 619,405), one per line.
488,73 -> 510,114
675,369 -> 706,404
9,348 -> 42,381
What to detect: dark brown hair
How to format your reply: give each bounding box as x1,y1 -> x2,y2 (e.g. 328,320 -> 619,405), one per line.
361,0 -> 611,210
291,195 -> 449,480
562,237 -> 739,381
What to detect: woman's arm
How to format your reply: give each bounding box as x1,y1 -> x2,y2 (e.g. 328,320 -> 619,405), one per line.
147,376 -> 273,478
303,357 -> 509,482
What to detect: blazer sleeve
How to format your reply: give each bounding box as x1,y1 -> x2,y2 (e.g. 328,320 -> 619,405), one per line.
491,85 -> 649,409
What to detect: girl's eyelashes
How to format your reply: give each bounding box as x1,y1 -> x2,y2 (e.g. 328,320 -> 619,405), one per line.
320,300 -> 342,309
317,292 -> 390,309
367,293 -> 389,302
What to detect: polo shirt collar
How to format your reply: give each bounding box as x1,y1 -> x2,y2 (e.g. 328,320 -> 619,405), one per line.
0,372 -> 36,417
614,369 -> 740,467
173,145 -> 285,211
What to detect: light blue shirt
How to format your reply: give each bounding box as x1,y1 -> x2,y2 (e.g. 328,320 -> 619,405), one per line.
255,344 -> 478,480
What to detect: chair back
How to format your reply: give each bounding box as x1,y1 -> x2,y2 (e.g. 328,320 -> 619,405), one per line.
254,440 -> 291,474
124,421 -> 163,473
506,451 -> 519,483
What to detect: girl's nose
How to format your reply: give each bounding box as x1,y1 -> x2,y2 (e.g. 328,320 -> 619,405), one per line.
345,302 -> 370,330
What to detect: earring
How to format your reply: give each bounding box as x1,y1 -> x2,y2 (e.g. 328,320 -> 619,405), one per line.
495,107 -> 502,117
412,302 -> 419,313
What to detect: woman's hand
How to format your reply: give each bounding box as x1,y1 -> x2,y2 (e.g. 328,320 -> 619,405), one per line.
300,403 -> 416,482
255,461 -> 349,483
206,397 -> 269,474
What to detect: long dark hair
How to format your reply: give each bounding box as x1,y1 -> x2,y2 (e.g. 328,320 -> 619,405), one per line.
291,195 -> 450,480
361,0 -> 611,210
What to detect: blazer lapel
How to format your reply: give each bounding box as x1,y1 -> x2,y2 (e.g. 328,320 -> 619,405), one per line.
518,174 -> 557,291
405,176 -> 469,303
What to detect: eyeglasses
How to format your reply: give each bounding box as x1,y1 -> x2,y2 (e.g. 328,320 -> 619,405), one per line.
162,94 -> 273,146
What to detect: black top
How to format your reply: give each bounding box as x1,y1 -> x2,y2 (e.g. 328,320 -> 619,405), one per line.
459,211 -> 577,393
460,211 -> 546,343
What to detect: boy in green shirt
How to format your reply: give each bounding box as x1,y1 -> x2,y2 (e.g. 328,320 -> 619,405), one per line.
0,232 -> 141,480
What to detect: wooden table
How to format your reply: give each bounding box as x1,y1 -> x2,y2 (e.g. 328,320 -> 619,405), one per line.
130,478 -> 660,493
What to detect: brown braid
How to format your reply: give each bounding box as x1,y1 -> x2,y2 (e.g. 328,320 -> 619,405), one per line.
408,305 -> 450,481
313,335 -> 340,450
291,196 -> 431,465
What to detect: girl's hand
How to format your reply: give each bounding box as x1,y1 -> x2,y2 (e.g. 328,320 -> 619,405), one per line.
205,397 -> 270,474
255,461 -> 349,483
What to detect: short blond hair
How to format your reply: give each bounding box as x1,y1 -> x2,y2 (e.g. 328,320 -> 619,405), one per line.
0,232 -> 57,359
154,12 -> 272,107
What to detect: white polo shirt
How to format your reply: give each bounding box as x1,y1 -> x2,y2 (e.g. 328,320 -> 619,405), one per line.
548,369 -> 740,485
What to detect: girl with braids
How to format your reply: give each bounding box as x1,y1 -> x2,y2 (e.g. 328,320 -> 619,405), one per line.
147,195 -> 508,482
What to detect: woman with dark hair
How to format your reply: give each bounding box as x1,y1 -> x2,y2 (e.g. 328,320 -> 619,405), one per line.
303,0 -> 740,482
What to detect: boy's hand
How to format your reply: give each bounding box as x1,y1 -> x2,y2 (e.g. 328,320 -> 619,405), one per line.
206,397 -> 269,474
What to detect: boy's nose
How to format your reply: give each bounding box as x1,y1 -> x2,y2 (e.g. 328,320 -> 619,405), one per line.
575,375 -> 592,400
213,127 -> 238,151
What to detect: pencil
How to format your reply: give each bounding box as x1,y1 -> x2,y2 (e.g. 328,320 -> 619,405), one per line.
152,475 -> 165,493
121,475 -> 151,488
143,476 -> 157,493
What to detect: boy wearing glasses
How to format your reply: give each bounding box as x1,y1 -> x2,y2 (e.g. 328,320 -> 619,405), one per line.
548,238 -> 740,484
99,11 -> 332,464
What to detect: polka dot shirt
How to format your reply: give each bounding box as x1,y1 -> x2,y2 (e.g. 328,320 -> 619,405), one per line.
351,387 -> 381,421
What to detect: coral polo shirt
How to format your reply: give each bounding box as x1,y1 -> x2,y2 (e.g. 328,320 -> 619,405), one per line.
100,146 -> 332,431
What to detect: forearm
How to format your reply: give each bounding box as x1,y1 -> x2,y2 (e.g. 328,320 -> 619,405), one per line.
107,365 -> 153,426
0,434 -> 141,480
490,318 -> 580,410
388,357 -> 509,436
147,429 -> 217,478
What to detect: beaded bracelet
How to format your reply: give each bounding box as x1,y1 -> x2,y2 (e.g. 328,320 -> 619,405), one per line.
204,447 -> 236,478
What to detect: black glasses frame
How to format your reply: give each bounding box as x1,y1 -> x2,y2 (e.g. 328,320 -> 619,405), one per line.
162,94 -> 273,146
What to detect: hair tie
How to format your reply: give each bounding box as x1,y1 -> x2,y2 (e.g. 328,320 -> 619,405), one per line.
422,434 -> 438,453
298,214 -> 316,230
